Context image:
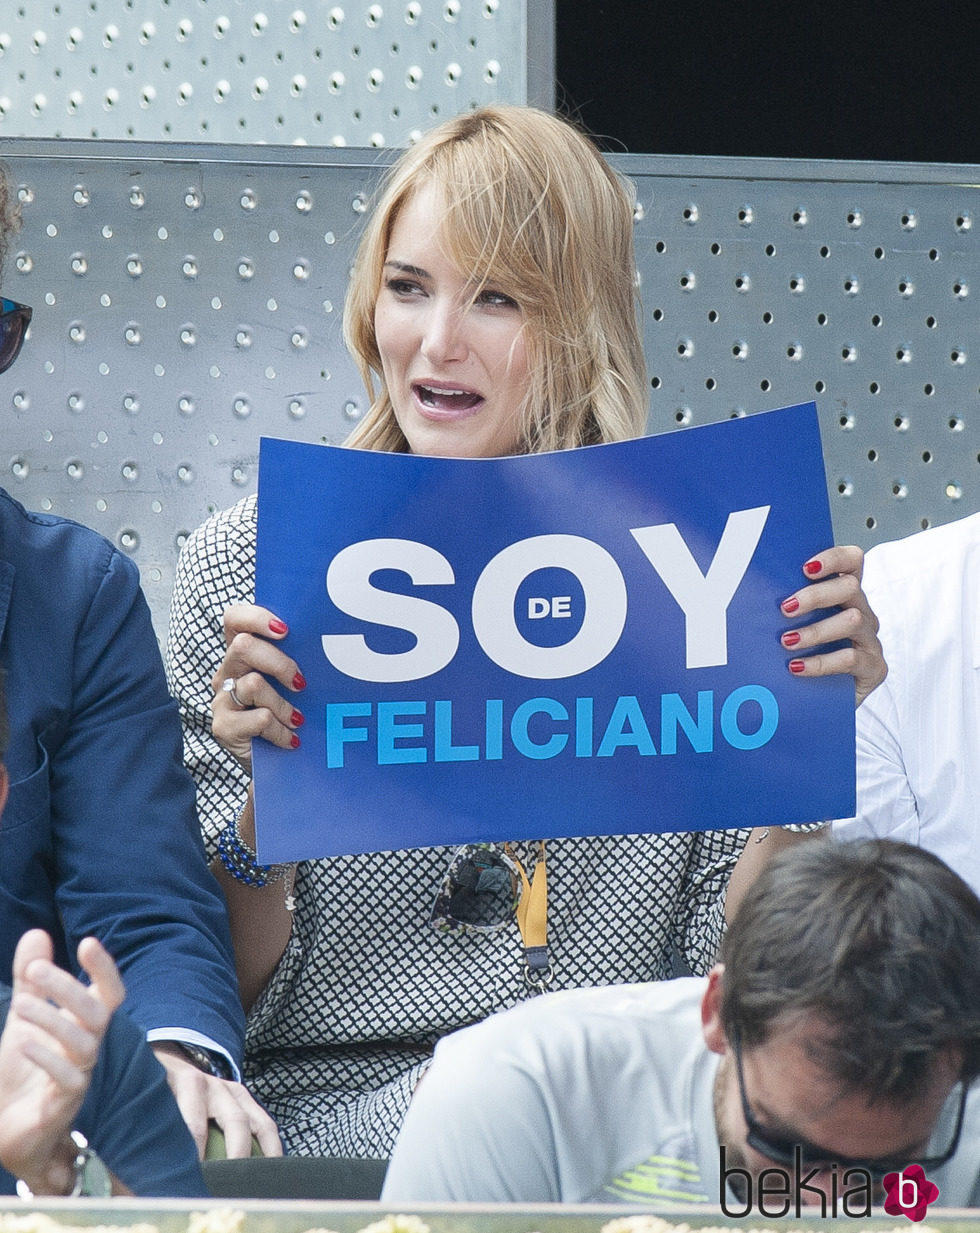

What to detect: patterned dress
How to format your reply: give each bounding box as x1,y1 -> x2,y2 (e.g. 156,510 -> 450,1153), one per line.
166,494 -> 749,1158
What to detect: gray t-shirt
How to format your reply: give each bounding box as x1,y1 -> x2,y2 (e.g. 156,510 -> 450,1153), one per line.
382,977 -> 980,1210
383,978 -> 723,1204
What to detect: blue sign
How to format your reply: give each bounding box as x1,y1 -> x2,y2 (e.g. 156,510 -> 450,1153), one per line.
252,402 -> 855,861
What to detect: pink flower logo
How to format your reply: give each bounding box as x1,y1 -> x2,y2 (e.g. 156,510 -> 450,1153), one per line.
883,1166 -> 940,1222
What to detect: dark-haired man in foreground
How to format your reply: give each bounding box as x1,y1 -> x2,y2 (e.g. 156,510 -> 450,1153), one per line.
382,839 -> 980,1214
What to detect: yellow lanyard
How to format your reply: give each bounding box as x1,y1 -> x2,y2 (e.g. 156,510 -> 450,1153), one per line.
507,840 -> 551,990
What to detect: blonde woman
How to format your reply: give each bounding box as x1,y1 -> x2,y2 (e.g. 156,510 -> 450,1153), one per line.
167,105 -> 884,1157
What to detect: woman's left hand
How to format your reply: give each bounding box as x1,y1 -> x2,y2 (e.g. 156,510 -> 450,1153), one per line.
779,545 -> 885,708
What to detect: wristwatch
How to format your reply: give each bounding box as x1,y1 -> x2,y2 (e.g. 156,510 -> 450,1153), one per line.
16,1131 -> 112,1199
172,1041 -> 234,1080
69,1132 -> 113,1197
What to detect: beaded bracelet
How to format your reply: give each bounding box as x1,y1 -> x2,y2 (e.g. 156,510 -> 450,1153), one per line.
217,805 -> 292,888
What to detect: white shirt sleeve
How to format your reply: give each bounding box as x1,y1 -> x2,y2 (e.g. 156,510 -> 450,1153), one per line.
833,669 -> 920,845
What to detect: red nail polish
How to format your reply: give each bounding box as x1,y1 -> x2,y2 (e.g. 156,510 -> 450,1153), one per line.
789,659 -> 806,674
291,710 -> 305,727
290,734 -> 301,749
782,631 -> 801,648
804,560 -> 822,576
269,618 -> 288,635
782,596 -> 800,614
292,672 -> 307,691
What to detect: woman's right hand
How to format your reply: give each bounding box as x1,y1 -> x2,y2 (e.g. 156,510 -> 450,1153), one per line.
211,603 -> 306,772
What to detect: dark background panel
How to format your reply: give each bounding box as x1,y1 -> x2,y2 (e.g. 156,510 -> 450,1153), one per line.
555,0 -> 967,164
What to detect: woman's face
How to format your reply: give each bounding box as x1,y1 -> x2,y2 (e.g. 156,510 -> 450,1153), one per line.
373,183 -> 530,458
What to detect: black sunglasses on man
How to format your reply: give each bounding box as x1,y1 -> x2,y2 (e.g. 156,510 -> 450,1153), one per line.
731,1024 -> 968,1181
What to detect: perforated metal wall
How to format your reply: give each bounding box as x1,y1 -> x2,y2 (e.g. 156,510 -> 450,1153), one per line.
634,156 -> 980,545
0,1 -> 550,146
3,141 -> 979,638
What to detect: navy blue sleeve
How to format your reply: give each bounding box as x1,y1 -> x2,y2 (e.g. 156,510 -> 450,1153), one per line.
76,1004 -> 207,1196
0,989 -> 205,1197
51,544 -> 245,1055
0,494 -> 245,1061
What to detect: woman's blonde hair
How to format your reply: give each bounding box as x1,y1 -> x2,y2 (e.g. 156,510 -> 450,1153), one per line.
0,167 -> 19,285
343,104 -> 648,454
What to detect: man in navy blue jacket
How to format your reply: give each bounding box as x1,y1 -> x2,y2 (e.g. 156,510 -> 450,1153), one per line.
0,666 -> 206,1196
0,174 -> 279,1157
